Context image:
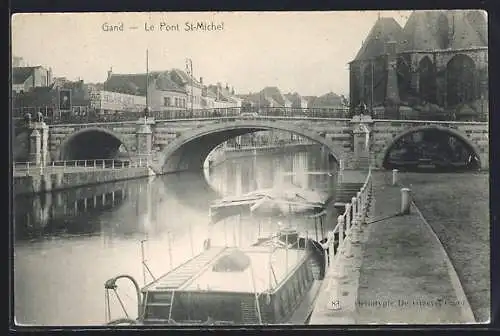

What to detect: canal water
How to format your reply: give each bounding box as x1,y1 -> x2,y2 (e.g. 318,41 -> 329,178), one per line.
14,145 -> 336,326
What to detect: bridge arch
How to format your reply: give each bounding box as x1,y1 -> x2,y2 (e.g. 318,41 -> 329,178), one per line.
57,127 -> 131,161
155,120 -> 344,174
380,125 -> 482,169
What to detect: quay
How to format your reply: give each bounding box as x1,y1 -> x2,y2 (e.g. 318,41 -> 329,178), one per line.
13,159 -> 154,196
309,170 -> 475,324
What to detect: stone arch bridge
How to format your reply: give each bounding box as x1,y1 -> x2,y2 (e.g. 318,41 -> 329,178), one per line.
24,115 -> 488,173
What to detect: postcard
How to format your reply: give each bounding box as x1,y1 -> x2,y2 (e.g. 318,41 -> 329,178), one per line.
11,10 -> 489,327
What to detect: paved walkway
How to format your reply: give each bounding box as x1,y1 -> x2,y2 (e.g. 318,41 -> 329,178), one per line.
309,171 -> 475,325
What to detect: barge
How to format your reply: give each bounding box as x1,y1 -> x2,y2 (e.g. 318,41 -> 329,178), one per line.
104,187 -> 335,325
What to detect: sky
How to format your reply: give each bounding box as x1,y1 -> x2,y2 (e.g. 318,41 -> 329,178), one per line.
12,11 -> 412,97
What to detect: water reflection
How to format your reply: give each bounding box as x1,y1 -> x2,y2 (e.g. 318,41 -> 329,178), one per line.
14,145 -> 336,326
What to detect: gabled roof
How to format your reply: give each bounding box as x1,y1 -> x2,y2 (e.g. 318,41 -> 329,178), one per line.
206,84 -> 236,101
203,86 -> 218,99
104,71 -> 186,95
260,86 -> 290,106
448,11 -> 488,49
154,72 -> 186,93
464,10 -> 487,45
104,73 -> 153,95
401,11 -> 443,51
309,92 -> 343,108
400,10 -> 488,52
170,69 -> 203,89
354,17 -> 405,61
12,66 -> 39,85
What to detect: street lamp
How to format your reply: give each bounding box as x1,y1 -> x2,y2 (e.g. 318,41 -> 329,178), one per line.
185,58 -> 194,116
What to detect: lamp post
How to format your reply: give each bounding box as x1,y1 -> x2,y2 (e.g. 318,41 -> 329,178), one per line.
185,58 -> 194,115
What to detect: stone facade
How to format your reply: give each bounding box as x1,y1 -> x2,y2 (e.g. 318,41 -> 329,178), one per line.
349,10 -> 488,121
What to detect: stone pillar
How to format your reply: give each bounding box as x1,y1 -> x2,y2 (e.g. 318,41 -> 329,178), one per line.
29,129 -> 41,166
28,121 -> 49,167
136,118 -> 154,164
350,115 -> 373,169
384,41 -> 400,119
410,71 -> 419,94
40,122 -> 49,166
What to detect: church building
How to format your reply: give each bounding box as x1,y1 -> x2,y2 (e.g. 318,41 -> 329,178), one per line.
349,10 -> 487,121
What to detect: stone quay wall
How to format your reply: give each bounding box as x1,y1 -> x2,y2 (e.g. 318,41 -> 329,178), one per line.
13,167 -> 153,196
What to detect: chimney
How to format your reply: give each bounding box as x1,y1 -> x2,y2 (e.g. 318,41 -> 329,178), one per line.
199,77 -> 203,84
48,67 -> 53,85
231,87 -> 235,95
107,67 -> 113,80
226,83 -> 229,90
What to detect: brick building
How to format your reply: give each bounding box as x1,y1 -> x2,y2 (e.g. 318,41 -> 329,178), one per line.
349,10 -> 488,121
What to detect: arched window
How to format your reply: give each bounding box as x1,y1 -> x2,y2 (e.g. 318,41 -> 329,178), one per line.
418,56 -> 437,104
446,54 -> 476,107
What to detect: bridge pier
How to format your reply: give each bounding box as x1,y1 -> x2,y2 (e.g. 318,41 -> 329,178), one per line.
135,118 -> 154,165
28,122 -> 50,167
350,115 -> 373,170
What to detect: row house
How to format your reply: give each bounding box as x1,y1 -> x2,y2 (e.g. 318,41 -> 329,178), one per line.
202,82 -> 243,110
239,86 -> 292,111
103,68 -> 204,112
12,66 -> 53,94
284,92 -> 308,109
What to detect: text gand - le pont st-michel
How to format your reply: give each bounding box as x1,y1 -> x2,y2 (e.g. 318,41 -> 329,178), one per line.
101,20 -> 225,32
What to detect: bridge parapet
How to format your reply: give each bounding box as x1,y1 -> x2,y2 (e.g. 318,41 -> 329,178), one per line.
24,114 -> 489,173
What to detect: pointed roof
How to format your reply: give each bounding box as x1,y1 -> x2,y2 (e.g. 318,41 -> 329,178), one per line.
448,11 -> 488,49
354,17 -> 405,61
401,11 -> 443,51
400,10 -> 487,52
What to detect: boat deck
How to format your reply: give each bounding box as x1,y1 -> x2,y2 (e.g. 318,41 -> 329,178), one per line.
143,246 -> 308,294
184,246 -> 307,293
142,247 -> 226,292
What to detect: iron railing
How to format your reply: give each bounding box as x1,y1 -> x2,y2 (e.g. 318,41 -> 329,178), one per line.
321,168 -> 373,310
14,107 -> 350,125
13,158 -> 150,174
12,104 -> 488,125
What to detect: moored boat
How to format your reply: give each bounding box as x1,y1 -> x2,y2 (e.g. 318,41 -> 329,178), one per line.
104,188 -> 336,326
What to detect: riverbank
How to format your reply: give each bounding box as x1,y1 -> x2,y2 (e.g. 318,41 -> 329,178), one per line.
13,167 -> 154,196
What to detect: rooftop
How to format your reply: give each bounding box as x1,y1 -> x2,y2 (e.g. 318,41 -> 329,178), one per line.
12,66 -> 42,85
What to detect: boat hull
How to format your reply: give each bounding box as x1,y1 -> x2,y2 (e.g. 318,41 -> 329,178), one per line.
140,248 -> 323,325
